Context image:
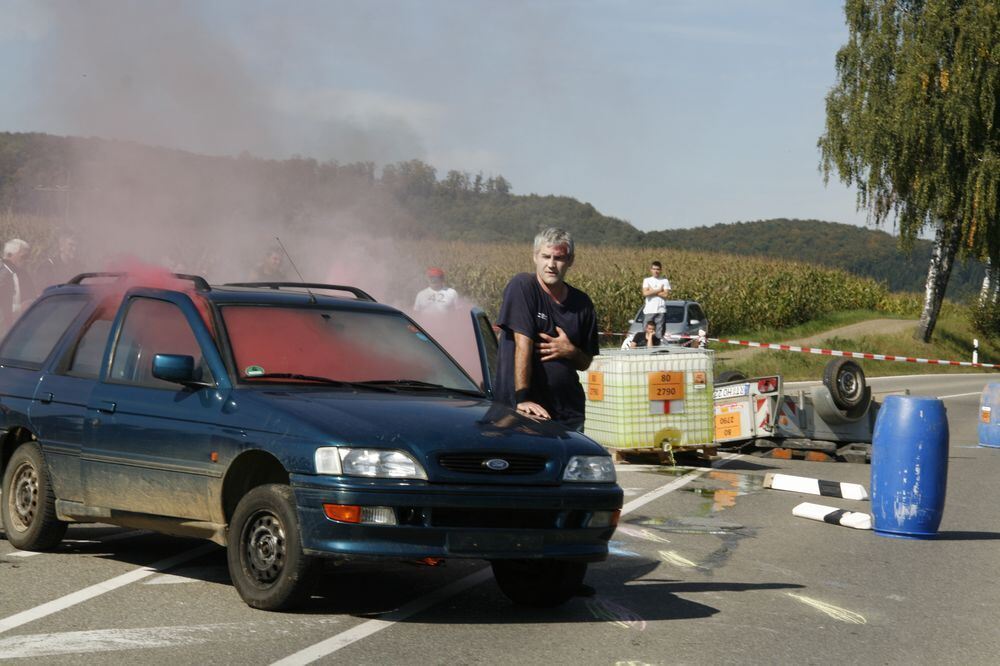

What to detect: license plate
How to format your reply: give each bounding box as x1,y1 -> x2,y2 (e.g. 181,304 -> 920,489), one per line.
713,382 -> 749,400
447,532 -> 544,554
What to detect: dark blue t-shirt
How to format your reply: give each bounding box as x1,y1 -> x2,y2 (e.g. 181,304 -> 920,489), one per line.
495,272 -> 599,427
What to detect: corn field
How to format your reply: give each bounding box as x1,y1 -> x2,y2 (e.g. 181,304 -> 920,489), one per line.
0,212 -> 923,336
406,241 -> 923,336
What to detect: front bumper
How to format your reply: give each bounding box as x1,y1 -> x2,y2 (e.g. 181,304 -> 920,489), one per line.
292,475 -> 623,561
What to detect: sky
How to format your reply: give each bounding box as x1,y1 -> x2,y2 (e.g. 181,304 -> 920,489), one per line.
0,0 -> 869,233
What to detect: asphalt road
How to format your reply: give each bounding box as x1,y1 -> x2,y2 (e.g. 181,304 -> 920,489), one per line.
1,372 -> 998,664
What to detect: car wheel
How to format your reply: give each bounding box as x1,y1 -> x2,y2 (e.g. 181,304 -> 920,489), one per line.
227,484 -> 315,611
823,359 -> 867,410
716,370 -> 747,383
491,559 -> 588,607
1,442 -> 67,550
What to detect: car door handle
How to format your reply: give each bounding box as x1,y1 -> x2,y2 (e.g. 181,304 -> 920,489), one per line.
39,392 -> 54,404
96,400 -> 116,414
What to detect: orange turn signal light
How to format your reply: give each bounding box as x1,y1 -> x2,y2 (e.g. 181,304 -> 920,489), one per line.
324,504 -> 362,523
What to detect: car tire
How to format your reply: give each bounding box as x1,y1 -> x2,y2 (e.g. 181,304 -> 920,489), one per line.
1,442 -> 67,551
227,484 -> 315,611
716,370 -> 747,383
491,559 -> 588,607
823,359 -> 867,410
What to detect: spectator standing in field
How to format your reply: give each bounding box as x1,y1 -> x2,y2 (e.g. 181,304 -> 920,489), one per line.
413,267 -> 458,313
494,227 -> 599,430
254,247 -> 289,282
623,320 -> 661,349
0,239 -> 34,330
40,233 -> 81,287
641,260 -> 671,339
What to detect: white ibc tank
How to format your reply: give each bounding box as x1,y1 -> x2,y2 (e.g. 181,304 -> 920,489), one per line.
578,347 -> 715,452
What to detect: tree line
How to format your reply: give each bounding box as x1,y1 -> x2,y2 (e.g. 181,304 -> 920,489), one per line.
0,131 -> 983,303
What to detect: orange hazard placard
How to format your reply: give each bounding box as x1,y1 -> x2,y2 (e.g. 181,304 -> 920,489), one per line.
587,371 -> 604,401
714,409 -> 744,439
648,371 -> 685,401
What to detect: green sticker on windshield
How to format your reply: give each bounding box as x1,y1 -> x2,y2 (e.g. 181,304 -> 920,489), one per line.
245,365 -> 265,377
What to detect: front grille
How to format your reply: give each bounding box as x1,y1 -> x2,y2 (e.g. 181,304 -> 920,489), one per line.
438,452 -> 548,474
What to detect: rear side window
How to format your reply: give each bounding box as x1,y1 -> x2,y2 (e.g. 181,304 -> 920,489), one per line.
0,295 -> 89,367
67,319 -> 113,379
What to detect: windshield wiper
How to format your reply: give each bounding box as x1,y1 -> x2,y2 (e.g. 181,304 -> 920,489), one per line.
357,379 -> 483,397
244,373 -> 395,392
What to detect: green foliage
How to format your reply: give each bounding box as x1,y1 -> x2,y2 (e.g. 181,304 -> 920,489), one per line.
820,0 -> 1000,259
646,218 -> 985,298
970,298 -> 1000,336
405,241 -> 898,337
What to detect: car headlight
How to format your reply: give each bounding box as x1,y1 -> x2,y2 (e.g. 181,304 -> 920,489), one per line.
563,455 -> 616,483
315,447 -> 427,480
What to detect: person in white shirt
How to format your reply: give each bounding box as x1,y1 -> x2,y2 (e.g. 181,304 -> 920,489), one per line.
414,267 -> 458,313
0,238 -> 33,331
641,260 -> 671,339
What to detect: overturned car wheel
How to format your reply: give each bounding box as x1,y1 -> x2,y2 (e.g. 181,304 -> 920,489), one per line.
491,559 -> 588,607
716,370 -> 747,383
823,359 -> 867,411
228,484 -> 315,611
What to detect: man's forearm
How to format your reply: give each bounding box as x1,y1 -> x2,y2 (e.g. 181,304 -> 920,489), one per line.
513,332 -> 533,400
572,348 -> 593,371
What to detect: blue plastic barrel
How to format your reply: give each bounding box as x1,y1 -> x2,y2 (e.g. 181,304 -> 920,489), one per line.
978,383 -> 1000,448
870,395 -> 948,539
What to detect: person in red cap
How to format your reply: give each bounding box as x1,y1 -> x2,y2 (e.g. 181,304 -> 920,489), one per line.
414,266 -> 458,313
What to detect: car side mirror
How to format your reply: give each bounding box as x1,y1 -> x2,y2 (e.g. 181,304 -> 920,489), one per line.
689,319 -> 700,325
152,354 -> 209,388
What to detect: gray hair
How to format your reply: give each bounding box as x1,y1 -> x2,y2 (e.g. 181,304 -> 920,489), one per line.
3,238 -> 29,258
533,227 -> 574,256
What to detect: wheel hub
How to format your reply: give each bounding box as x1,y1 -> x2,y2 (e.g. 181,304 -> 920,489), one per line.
9,462 -> 38,531
840,372 -> 858,396
245,513 -> 286,584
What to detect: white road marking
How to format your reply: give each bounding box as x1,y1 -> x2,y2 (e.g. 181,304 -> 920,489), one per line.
0,619 -> 342,659
0,543 -> 217,635
937,392 -> 982,400
615,525 -> 671,544
145,565 -> 230,585
584,598 -> 647,631
657,550 -> 701,569
271,568 -> 494,666
6,530 -> 150,558
270,462 -> 737,665
786,593 -> 867,624
621,469 -> 709,514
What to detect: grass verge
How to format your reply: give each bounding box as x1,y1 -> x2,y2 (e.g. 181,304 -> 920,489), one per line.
712,310 -> 999,381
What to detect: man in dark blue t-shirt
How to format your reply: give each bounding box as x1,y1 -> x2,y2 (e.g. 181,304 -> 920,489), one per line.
494,228 -> 599,430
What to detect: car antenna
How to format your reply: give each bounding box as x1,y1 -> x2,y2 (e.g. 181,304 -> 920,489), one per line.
275,236 -> 316,304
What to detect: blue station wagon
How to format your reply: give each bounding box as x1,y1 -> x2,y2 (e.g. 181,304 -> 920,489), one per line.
0,274 -> 622,610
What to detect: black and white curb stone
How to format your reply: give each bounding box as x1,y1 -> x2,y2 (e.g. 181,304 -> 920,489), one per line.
763,472 -> 868,501
792,502 -> 872,530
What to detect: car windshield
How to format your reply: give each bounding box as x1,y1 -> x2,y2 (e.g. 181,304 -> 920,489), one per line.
663,306 -> 686,324
221,305 -> 479,392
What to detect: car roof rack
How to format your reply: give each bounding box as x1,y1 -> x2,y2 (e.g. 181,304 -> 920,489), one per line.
67,272 -> 212,292
223,282 -> 376,302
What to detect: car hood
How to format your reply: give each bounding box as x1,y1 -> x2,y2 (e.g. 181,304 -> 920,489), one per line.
236,389 -> 607,483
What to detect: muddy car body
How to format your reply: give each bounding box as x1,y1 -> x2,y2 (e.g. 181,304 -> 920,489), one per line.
0,275 -> 622,610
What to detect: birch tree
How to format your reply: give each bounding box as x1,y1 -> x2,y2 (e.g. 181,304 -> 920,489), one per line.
819,0 -> 1000,342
